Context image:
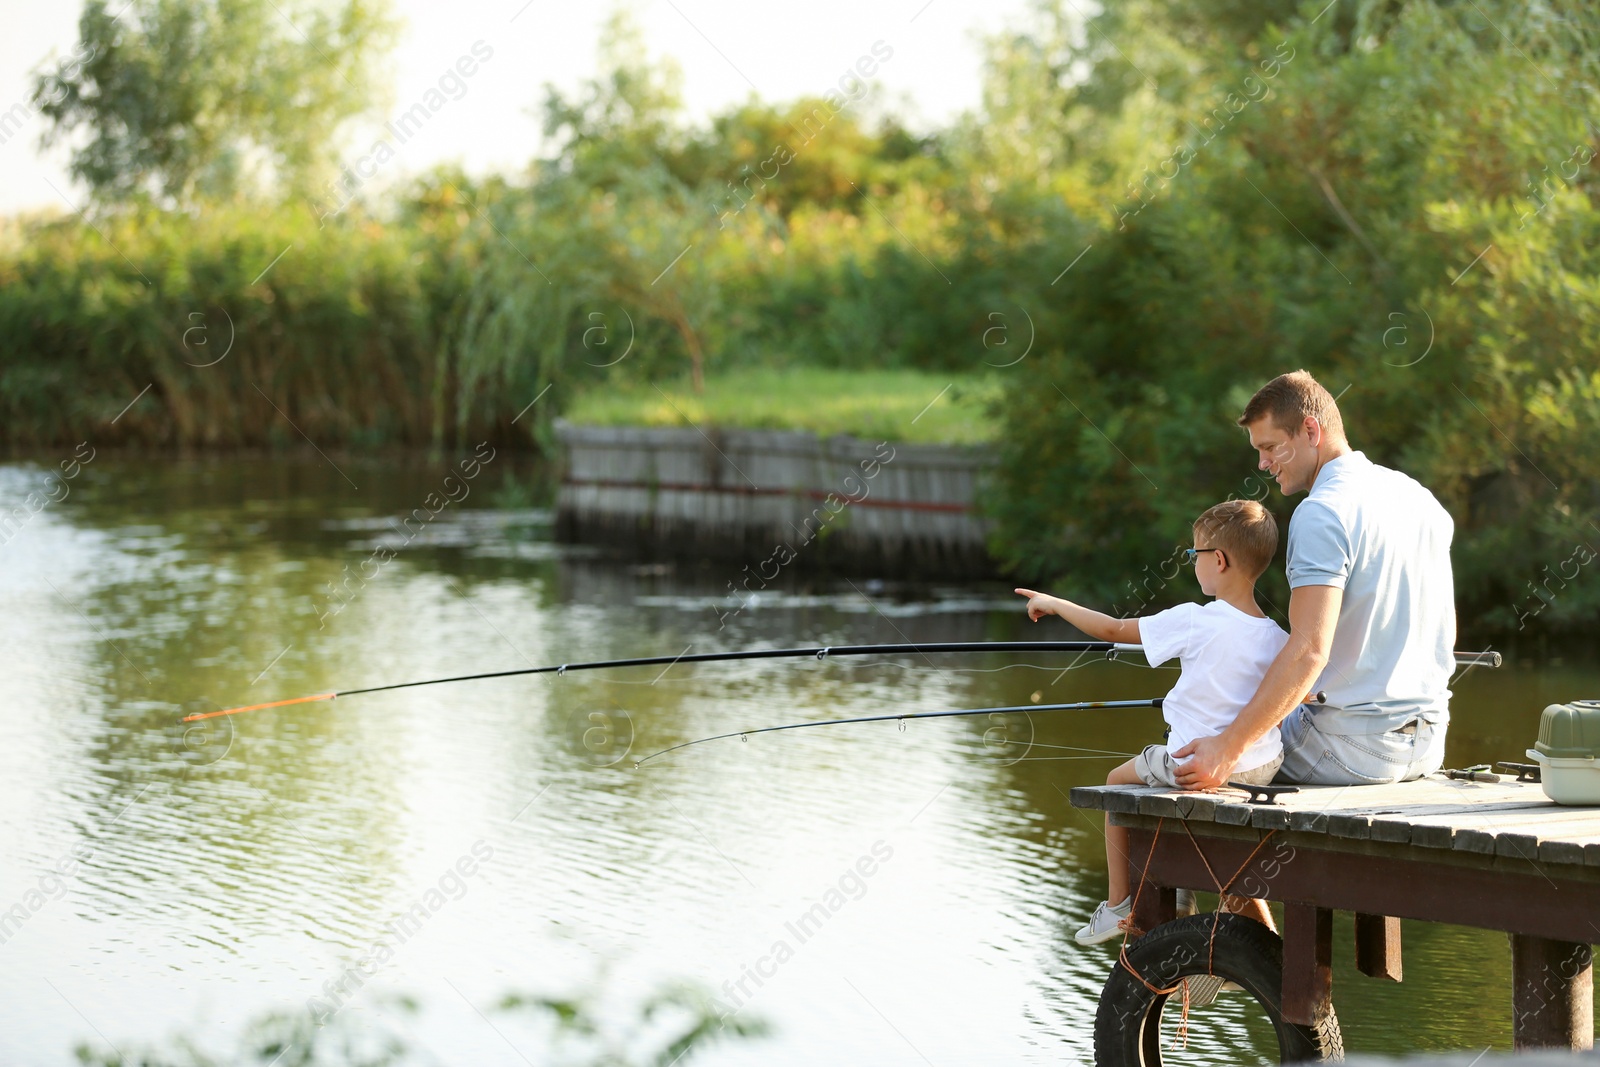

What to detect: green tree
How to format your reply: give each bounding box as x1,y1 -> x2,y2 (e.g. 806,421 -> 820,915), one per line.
33,0 -> 397,208
536,8 -> 733,393
539,8 -> 688,190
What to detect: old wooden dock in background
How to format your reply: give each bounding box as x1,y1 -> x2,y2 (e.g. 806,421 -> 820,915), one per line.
554,420 -> 997,576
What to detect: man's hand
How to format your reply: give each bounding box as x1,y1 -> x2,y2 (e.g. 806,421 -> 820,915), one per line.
1014,588 -> 1057,622
1172,733 -> 1242,791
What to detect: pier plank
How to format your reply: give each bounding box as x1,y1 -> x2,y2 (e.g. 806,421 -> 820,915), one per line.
1247,805 -> 1293,831
1389,808 -> 1600,856
1212,801 -> 1257,826
1536,839 -> 1588,866
1367,805 -> 1588,852
1327,812 -> 1377,840
1075,780 -> 1600,870
1459,807 -> 1600,833
1494,833 -> 1549,863
1109,790 -> 1145,815
1534,834 -> 1600,867
1134,791 -> 1224,821
1479,815 -> 1600,863
1289,808 -> 1333,834
1451,827 -> 1499,855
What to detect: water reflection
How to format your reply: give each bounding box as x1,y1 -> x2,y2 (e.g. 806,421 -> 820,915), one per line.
0,455 -> 1592,1064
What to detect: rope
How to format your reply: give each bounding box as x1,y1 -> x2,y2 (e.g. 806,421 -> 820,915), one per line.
1113,816 -> 1282,1051
1114,818 -> 1197,1047
1178,821 -> 1280,979
1116,819 -> 1180,992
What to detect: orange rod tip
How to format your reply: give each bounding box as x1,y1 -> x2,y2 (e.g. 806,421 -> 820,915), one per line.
181,692 -> 337,721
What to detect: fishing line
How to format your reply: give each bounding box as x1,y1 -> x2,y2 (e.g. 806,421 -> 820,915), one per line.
962,754 -> 1137,762
819,658 -> 1178,675
986,739 -> 1142,755
630,698 -> 1167,767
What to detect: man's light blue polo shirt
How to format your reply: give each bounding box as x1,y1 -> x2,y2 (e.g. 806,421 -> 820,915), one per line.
1285,451 -> 1456,734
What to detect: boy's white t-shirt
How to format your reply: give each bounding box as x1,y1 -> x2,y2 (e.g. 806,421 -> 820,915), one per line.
1139,600 -> 1289,773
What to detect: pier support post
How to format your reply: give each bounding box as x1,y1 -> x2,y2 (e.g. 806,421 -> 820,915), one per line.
1282,902 -> 1334,1027
1124,828 -> 1175,939
1128,884 -> 1175,941
1354,913 -> 1403,982
1510,934 -> 1593,1050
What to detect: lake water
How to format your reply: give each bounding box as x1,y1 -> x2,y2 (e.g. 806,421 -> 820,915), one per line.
0,452 -> 1593,1065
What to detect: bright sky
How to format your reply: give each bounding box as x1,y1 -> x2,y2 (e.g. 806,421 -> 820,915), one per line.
0,0 -> 1035,216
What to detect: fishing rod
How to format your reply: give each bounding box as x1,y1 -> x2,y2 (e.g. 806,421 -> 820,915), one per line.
181,641 -> 1127,721
182,641 -> 1504,723
630,644 -> 1508,766
631,697 -> 1166,767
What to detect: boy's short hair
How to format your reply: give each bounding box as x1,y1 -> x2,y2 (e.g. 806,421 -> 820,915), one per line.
1193,499 -> 1278,580
1237,369 -> 1346,441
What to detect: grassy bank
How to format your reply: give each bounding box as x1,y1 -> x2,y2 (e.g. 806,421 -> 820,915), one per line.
563,369 -> 1002,446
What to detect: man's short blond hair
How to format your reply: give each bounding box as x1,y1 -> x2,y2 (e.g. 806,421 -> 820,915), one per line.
1194,499 -> 1278,581
1237,369 -> 1346,441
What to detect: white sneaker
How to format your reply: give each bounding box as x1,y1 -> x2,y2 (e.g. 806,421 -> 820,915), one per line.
1074,898 -> 1132,945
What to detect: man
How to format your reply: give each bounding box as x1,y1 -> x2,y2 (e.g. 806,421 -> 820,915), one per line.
1174,370 -> 1456,788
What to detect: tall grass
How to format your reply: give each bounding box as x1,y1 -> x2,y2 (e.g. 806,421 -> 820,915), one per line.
0,205 -> 445,449
0,173 -> 986,453
564,368 -> 1002,445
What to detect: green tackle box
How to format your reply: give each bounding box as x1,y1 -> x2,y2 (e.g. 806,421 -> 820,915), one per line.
1526,700 -> 1600,805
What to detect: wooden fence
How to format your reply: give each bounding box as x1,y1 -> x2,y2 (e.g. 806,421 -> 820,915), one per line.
554,421 -> 998,576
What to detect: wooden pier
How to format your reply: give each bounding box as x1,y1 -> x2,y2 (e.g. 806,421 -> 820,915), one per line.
1071,775 -> 1600,1061
554,420 -> 997,576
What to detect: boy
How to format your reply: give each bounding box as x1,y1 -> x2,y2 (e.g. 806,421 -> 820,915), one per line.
1014,499 -> 1287,945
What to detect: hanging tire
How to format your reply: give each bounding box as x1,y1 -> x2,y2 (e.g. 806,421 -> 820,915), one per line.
1093,913 -> 1344,1064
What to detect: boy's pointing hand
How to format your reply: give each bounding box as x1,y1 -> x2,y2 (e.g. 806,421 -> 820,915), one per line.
1014,588 -> 1053,622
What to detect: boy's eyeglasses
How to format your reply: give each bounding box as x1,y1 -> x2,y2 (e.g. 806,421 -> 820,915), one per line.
1183,547 -> 1230,566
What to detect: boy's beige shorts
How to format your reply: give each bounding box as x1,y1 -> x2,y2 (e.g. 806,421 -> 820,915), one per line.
1133,744 -> 1284,788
